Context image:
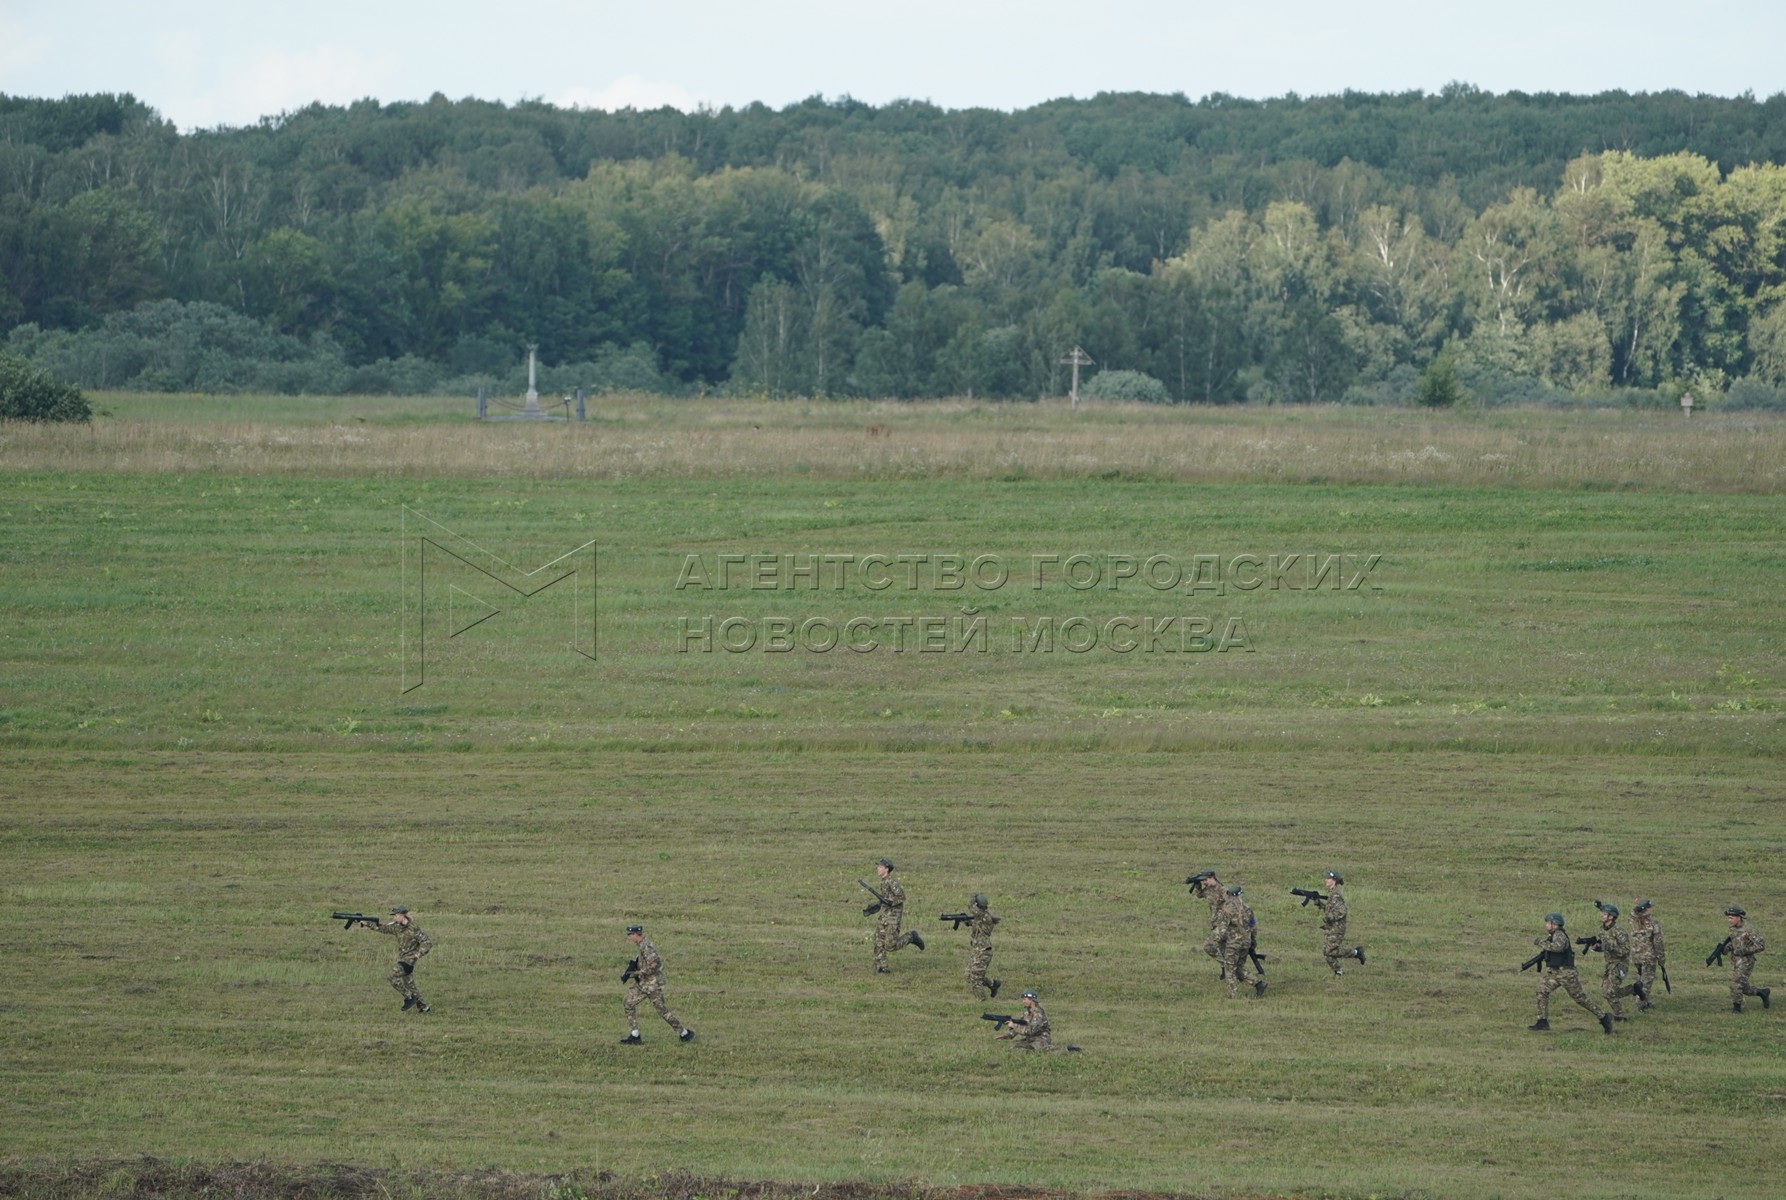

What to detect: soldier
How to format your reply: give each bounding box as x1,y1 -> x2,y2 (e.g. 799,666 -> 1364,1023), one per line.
355,905 -> 433,1013
1720,905 -> 1770,1014
1529,912 -> 1613,1034
1189,870 -> 1227,968
963,893 -> 1001,1001
1315,870 -> 1365,975
1219,885 -> 1266,998
870,857 -> 923,973
620,924 -> 695,1044
994,989 -> 1079,1052
1586,901 -> 1639,1020
1630,899 -> 1666,1010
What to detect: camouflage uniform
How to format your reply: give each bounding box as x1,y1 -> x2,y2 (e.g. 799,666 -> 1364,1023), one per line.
1218,891 -> 1263,998
1532,925 -> 1609,1030
1319,887 -> 1360,973
1630,906 -> 1666,1008
1006,1001 -> 1054,1051
965,899 -> 999,1000
1194,877 -> 1227,963
1727,919 -> 1767,1010
374,916 -> 433,1011
624,936 -> 689,1037
1593,917 -> 1638,1018
872,873 -> 919,971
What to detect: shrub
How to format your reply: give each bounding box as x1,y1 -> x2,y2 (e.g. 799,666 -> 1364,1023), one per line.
1080,368 -> 1171,404
0,352 -> 90,421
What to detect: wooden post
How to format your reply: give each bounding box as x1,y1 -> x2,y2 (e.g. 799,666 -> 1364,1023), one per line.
1681,392 -> 1694,417
1059,346 -> 1093,410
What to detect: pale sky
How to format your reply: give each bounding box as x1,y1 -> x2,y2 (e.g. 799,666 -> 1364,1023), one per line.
4,0 -> 1783,132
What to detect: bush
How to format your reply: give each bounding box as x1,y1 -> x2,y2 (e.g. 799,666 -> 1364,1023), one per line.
1080,368 -> 1171,404
1414,353 -> 1467,408
0,352 -> 90,421
1723,378 -> 1786,411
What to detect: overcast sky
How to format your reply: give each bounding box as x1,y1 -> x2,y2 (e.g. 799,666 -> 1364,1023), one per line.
4,0 -> 1784,132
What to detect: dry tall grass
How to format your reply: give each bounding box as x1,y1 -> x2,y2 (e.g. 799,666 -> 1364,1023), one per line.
4,397 -> 1783,492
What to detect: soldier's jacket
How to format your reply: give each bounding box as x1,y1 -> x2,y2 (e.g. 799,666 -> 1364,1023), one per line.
879,877 -> 906,912
633,937 -> 666,986
1222,896 -> 1257,944
969,908 -> 999,949
1631,917 -> 1666,964
1321,890 -> 1348,929
1534,927 -> 1575,970
1730,924 -> 1765,958
1598,923 -> 1631,964
377,920 -> 433,964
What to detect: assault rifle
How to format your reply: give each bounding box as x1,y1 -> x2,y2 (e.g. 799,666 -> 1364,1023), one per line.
980,1012 -> 1029,1030
330,911 -> 381,930
621,957 -> 640,983
1185,870 -> 1215,894
857,879 -> 890,916
1660,964 -> 1672,993
1520,951 -> 1546,972
940,911 -> 975,930
1575,935 -> 1604,953
1706,937 -> 1734,968
1290,888 -> 1326,907
1219,945 -> 1268,980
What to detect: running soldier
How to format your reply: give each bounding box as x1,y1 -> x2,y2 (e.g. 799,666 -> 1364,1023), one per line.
1529,912 -> 1613,1034
1718,905 -> 1770,1014
1188,870 -> 1226,969
962,894 -> 1001,1001
355,906 -> 433,1014
620,924 -> 695,1044
1630,899 -> 1666,1010
869,858 -> 923,973
1313,870 -> 1365,975
1586,901 -> 1639,1020
1219,885 -> 1266,998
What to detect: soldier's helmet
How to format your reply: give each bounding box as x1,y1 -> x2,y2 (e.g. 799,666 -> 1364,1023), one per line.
1020,989 -> 1038,1000
1596,902 -> 1620,918
877,857 -> 895,870
1634,899 -> 1653,913
1226,885 -> 1244,896
1725,905 -> 1747,917
390,906 -> 410,915
1545,912 -> 1565,926
625,924 -> 644,934
971,893 -> 988,910
1325,870 -> 1344,884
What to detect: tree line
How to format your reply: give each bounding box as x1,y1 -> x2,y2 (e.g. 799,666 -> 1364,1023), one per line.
3,86 -> 1786,404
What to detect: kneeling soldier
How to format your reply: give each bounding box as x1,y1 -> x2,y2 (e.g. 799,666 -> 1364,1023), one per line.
1530,912 -> 1613,1034
994,989 -> 1079,1052
621,924 -> 695,1044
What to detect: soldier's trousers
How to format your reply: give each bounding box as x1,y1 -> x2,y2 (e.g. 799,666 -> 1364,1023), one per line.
967,942 -> 993,998
1221,945 -> 1261,997
873,913 -> 915,970
1602,962 -> 1639,1014
1322,925 -> 1351,972
388,959 -> 422,1004
624,979 -> 687,1034
1731,955 -> 1763,1006
1537,968 -> 1604,1021
1634,958 -> 1660,1000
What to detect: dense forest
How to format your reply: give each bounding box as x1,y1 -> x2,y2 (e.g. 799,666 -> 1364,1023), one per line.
4,86 -> 1786,404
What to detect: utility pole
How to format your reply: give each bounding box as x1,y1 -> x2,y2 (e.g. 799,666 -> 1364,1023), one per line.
1059,346 -> 1093,410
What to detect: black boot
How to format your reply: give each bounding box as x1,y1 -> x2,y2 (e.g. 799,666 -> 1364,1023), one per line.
1254,980 -> 1268,997
401,996 -> 416,1011
909,932 -> 925,951
988,979 -> 1001,998
1527,1018 -> 1550,1031
1599,1013 -> 1614,1034
1354,946 -> 1366,966
1733,1002 -> 1744,1013
413,999 -> 430,1014
620,1032 -> 642,1044
679,1028 -> 696,1042
1761,988 -> 1771,1009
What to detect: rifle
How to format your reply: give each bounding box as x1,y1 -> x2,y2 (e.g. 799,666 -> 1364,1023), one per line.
940,912 -> 974,930
1290,887 -> 1325,908
1520,951 -> 1545,972
1660,964 -> 1672,993
980,1012 -> 1028,1030
857,879 -> 890,916
1706,937 -> 1734,968
620,957 -> 639,983
1185,870 -> 1215,894
1575,935 -> 1603,953
330,911 -> 380,930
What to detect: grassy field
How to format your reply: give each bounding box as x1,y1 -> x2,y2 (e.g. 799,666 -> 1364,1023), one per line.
2,396 -> 1783,1199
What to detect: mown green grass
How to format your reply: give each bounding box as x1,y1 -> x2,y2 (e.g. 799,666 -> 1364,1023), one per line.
1,402 -> 1783,1199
